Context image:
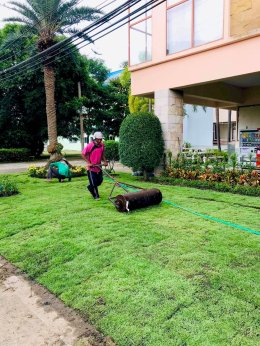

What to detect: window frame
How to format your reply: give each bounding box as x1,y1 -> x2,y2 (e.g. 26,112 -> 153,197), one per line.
129,1 -> 153,66
167,0 -> 224,56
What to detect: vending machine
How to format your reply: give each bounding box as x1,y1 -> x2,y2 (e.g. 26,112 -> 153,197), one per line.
239,129 -> 260,167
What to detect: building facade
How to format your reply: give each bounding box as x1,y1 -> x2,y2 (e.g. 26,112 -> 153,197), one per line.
129,0 -> 260,154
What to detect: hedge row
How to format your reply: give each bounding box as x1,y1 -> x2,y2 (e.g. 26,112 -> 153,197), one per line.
153,176 -> 260,197
0,148 -> 31,162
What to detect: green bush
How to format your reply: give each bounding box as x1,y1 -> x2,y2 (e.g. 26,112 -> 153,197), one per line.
104,140 -> 119,173
119,112 -> 164,179
0,177 -> 19,197
0,148 -> 31,162
104,140 -> 119,161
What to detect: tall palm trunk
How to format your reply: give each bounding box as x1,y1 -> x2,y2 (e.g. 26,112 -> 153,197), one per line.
44,65 -> 59,160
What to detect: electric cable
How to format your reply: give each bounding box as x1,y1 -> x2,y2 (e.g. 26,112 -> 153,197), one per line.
0,0 -> 97,62
0,0 -> 135,82
0,0 -> 160,85
98,0 -> 120,10
0,0 -> 154,82
0,0 -> 141,76
0,0 -> 128,64
0,0 -> 164,87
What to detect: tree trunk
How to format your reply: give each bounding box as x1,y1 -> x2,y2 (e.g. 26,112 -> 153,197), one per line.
44,65 -> 57,156
143,170 -> 149,181
216,108 -> 221,151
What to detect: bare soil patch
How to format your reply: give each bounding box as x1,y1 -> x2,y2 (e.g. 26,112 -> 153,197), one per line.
0,256 -> 115,346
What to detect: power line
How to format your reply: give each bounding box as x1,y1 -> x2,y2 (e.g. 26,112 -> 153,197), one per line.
0,0 -> 141,78
0,0 -> 143,82
0,0 -> 97,62
0,0 -> 165,85
98,0 -> 120,10
0,0 -> 131,69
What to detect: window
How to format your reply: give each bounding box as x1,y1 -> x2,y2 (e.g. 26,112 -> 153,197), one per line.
130,19 -> 152,65
129,1 -> 152,65
167,0 -> 224,55
130,0 -> 152,20
167,0 -> 192,54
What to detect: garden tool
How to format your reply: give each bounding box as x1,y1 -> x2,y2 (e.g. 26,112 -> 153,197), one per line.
94,165 -> 162,212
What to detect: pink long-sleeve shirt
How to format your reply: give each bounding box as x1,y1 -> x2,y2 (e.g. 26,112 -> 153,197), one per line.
82,142 -> 104,172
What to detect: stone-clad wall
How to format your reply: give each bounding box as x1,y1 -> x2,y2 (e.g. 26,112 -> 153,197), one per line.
230,0 -> 260,36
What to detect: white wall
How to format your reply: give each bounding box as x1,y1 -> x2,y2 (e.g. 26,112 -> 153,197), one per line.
183,105 -> 213,148
239,106 -> 260,132
57,137 -> 82,151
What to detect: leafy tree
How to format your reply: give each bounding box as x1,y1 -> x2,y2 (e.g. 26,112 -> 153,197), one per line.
3,0 -> 101,159
119,112 -> 164,180
81,60 -> 129,138
120,66 -> 153,113
0,25 -> 95,156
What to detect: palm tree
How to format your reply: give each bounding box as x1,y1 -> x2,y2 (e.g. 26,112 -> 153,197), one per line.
4,0 -> 101,159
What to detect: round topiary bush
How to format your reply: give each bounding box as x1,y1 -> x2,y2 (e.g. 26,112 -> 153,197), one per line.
119,112 -> 164,179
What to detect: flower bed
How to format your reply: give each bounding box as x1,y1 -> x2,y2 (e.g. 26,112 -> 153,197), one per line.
28,165 -> 86,178
157,167 -> 260,197
164,167 -> 259,187
163,167 -> 260,186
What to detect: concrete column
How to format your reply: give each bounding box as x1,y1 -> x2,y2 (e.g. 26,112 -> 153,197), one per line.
154,89 -> 184,156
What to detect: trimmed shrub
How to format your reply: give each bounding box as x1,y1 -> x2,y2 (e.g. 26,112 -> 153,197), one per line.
0,148 -> 30,162
119,112 -> 164,179
0,177 -> 19,197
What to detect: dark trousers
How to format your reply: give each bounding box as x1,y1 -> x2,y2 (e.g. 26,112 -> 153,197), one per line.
87,170 -> 103,198
47,166 -> 65,181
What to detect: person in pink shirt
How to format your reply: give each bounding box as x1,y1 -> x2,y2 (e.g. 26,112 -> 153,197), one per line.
81,131 -> 108,200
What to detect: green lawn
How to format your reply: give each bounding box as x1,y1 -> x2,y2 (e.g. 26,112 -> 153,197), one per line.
0,173 -> 259,346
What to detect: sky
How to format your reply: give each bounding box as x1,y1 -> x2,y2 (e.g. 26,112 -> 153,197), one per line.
0,0 -> 128,71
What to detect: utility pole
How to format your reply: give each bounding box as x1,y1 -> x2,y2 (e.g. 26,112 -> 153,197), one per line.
78,81 -> 84,150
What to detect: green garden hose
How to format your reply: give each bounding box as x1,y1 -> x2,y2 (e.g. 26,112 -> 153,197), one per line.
104,176 -> 260,236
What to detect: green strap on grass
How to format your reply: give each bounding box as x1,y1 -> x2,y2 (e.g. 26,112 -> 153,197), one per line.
104,177 -> 259,236
163,199 -> 260,236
